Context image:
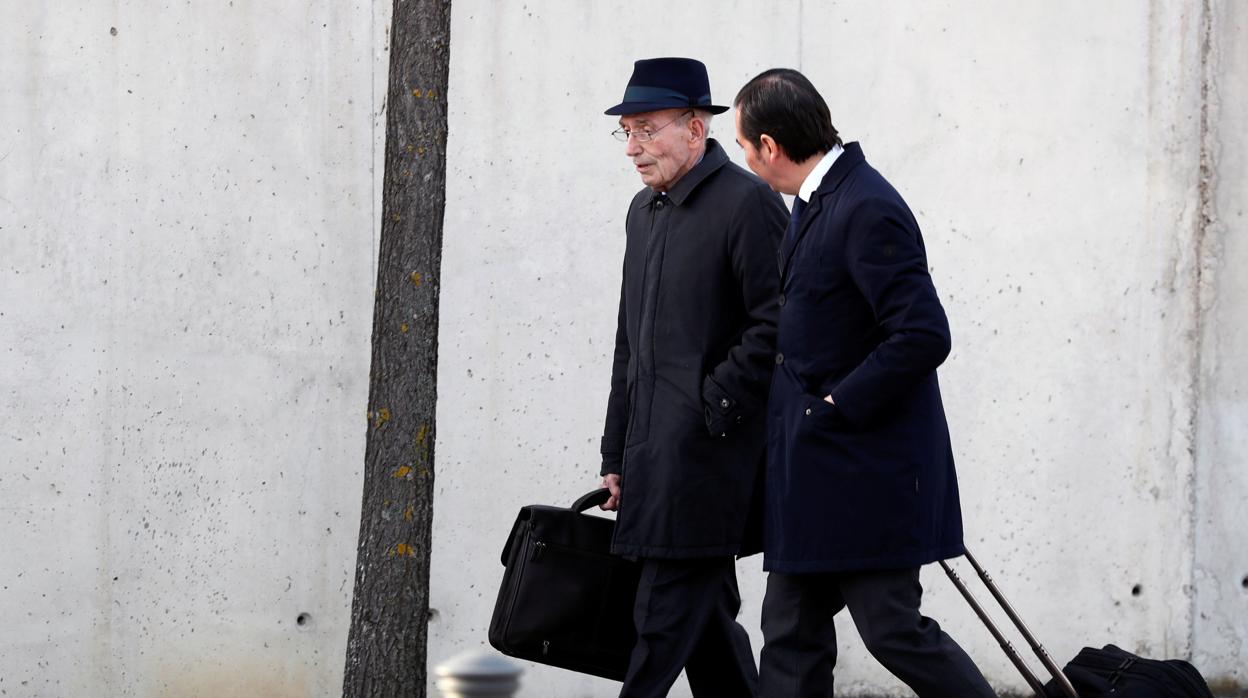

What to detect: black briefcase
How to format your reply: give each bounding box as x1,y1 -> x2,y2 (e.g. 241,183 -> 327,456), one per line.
488,488 -> 640,681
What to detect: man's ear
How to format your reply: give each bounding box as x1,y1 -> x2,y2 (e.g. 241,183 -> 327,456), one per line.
759,134 -> 779,163
687,115 -> 707,145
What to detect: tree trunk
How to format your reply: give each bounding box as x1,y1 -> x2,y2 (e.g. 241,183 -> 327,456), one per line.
343,0 -> 451,695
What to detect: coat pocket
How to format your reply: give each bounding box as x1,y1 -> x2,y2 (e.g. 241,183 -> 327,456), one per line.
701,373 -> 751,437
801,393 -> 852,432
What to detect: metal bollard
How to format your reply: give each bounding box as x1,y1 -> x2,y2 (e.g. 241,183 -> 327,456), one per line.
434,649 -> 523,698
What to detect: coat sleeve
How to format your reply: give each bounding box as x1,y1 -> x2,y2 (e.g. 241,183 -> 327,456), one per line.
600,272 -> 629,475
826,197 -> 951,427
701,184 -> 786,436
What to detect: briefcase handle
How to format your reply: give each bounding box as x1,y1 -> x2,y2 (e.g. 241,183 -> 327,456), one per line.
500,489 -> 613,566
570,488 -> 611,512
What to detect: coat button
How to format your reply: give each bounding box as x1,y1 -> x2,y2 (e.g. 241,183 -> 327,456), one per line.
720,398 -> 730,408
778,294 -> 786,307
805,407 -> 812,416
775,353 -> 784,365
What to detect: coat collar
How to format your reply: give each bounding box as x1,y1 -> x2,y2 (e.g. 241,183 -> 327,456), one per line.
635,138 -> 729,209
778,142 -> 866,279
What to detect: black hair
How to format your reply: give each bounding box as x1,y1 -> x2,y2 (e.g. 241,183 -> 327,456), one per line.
734,68 -> 842,163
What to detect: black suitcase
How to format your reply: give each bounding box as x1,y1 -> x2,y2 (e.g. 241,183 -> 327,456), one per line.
942,549 -> 1215,697
1051,643 -> 1214,697
488,488 -> 640,681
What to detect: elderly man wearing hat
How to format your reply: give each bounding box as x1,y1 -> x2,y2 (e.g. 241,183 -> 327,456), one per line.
596,57 -> 787,697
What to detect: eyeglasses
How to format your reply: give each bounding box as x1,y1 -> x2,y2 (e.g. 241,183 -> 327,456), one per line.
611,110 -> 693,143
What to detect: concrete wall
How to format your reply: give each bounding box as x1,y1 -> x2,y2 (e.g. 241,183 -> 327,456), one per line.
0,2 -> 383,695
1,1 -> 1244,696
1195,0 -> 1248,690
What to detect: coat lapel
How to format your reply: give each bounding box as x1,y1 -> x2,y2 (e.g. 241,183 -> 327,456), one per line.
778,143 -> 866,283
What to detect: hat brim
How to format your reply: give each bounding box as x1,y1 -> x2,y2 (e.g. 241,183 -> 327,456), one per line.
604,101 -> 730,116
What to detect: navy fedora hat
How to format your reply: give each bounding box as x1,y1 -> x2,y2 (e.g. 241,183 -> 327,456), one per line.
604,57 -> 729,116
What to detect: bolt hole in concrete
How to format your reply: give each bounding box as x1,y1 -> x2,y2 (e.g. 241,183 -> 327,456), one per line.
1242,575 -> 1248,590
1131,584 -> 1142,597
296,612 -> 313,627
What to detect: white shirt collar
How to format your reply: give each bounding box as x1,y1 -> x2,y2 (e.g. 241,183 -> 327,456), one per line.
797,144 -> 844,203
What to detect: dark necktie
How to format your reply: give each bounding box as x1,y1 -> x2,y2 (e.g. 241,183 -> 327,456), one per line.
787,196 -> 807,243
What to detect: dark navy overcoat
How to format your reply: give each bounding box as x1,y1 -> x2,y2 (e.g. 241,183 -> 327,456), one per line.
601,139 -> 787,559
765,143 -> 966,573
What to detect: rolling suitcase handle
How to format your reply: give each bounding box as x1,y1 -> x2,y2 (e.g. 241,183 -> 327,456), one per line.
940,548 -> 1079,698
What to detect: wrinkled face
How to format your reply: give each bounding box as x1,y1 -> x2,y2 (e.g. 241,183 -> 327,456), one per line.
619,109 -> 698,192
734,109 -> 776,190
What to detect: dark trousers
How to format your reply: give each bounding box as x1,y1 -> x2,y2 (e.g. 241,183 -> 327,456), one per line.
759,567 -> 996,698
619,557 -> 758,698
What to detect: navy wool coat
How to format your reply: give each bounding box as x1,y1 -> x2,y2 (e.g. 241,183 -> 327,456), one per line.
766,143 -> 966,573
602,139 -> 788,559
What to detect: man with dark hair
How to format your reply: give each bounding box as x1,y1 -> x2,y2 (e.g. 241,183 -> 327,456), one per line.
732,67 -> 995,697
597,57 -> 788,697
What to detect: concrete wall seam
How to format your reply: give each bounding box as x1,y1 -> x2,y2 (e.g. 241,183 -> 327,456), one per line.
1190,0 -> 1219,660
